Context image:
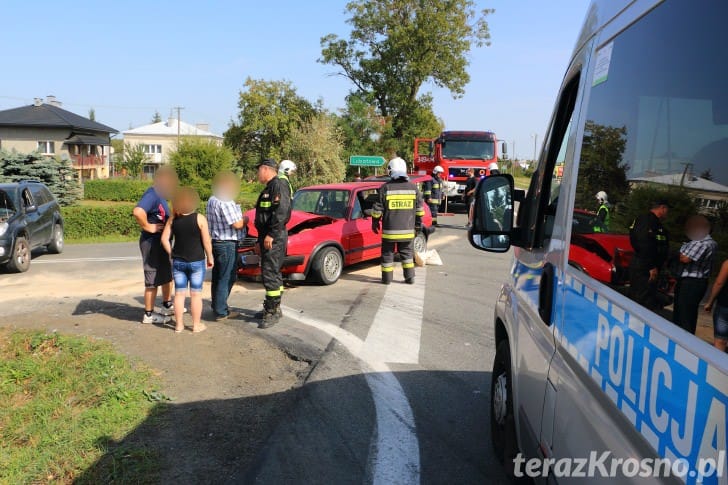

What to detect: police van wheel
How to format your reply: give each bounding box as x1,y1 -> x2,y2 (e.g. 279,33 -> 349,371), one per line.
491,339 -> 519,475
313,247 -> 343,285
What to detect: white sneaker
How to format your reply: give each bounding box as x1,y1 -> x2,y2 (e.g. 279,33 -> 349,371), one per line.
142,312 -> 172,324
160,305 -> 187,316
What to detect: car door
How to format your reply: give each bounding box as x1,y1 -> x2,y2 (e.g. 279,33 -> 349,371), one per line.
343,188 -> 380,264
509,66 -> 584,459
29,185 -> 53,244
20,188 -> 42,247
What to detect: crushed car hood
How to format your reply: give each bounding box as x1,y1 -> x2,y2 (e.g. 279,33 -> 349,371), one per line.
244,209 -> 337,237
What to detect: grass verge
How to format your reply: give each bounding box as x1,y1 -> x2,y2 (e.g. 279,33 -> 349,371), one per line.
66,234 -> 138,245
0,330 -> 165,483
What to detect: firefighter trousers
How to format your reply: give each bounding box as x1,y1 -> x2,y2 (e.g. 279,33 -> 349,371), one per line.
260,232 -> 287,302
381,239 -> 415,284
428,202 -> 440,224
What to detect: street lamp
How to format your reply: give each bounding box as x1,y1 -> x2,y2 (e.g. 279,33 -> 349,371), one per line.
531,133 -> 538,164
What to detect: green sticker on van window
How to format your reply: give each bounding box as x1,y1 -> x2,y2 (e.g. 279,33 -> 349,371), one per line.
592,42 -> 614,86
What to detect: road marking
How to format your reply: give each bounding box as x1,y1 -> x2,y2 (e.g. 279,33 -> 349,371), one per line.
31,256 -> 140,265
362,269 -> 426,364
282,303 -> 421,485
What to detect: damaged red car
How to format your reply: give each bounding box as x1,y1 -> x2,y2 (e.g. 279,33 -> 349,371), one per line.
237,182 -> 434,285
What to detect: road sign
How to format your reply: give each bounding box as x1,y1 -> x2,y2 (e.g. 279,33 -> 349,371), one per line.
349,155 -> 386,167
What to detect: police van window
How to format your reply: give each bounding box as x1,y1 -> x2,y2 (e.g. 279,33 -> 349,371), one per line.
572,0 -> 728,346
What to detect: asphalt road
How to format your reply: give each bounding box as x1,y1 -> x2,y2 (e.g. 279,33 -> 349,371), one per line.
0,213 -> 514,484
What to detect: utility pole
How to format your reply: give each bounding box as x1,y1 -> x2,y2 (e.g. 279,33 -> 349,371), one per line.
173,106 -> 184,146
532,133 -> 538,164
512,140 -> 516,174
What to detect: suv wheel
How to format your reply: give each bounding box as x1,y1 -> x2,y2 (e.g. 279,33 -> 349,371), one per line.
47,223 -> 64,254
7,236 -> 31,273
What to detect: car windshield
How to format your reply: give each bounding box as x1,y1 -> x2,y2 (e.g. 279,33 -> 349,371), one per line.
293,189 -> 351,219
571,211 -> 597,235
0,189 -> 16,221
441,140 -> 495,160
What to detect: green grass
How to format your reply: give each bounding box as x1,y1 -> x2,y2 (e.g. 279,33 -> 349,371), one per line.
66,234 -> 138,244
77,200 -> 132,208
0,330 -> 164,484
512,174 -> 532,189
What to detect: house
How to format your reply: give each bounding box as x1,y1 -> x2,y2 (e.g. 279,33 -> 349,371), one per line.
631,173 -> 728,211
0,96 -> 118,180
123,117 -> 223,177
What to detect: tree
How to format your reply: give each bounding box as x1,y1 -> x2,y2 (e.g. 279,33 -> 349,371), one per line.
169,138 -> 235,199
224,78 -> 317,172
575,121 -> 630,210
88,108 -> 96,121
119,144 -> 147,179
0,150 -> 82,205
700,168 -> 713,181
151,111 -> 162,123
283,113 -> 346,187
320,0 -> 492,154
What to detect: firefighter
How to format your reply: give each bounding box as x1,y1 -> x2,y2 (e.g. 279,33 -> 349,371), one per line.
423,165 -> 444,226
628,199 -> 670,311
254,159 -> 292,328
278,159 -> 296,194
372,157 -> 425,285
593,191 -> 610,232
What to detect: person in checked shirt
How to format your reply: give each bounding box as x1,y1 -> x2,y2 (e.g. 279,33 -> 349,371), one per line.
673,215 -> 717,334
207,171 -> 248,321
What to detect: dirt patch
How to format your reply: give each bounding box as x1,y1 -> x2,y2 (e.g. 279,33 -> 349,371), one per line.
1,294 -> 311,482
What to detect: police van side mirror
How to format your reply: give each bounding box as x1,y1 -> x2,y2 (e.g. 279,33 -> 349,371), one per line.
469,174 -> 516,253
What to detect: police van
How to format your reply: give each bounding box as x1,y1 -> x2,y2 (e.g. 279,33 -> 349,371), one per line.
470,1 -> 728,483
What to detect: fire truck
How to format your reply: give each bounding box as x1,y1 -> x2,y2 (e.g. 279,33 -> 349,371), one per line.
413,131 -> 499,204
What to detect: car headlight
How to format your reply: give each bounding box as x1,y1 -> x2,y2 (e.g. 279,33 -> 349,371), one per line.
0,222 -> 8,237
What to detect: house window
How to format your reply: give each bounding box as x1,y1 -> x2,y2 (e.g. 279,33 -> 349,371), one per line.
143,144 -> 162,154
37,141 -> 55,154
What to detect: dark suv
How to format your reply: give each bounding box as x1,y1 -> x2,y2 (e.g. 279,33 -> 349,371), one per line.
0,181 -> 64,272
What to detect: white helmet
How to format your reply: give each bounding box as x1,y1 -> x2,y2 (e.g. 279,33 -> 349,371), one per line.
279,159 -> 297,175
387,157 -> 408,178
596,191 -> 608,203
488,162 -> 499,172
433,165 -> 445,174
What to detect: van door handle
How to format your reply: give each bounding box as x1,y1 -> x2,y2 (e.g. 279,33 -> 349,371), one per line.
538,262 -> 555,326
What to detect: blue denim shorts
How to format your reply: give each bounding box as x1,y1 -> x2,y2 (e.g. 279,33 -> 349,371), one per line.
173,259 -> 206,293
713,304 -> 728,340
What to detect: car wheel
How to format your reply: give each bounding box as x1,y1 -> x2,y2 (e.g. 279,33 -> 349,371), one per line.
313,247 -> 343,285
491,339 -> 519,476
7,236 -> 31,273
47,224 -> 64,254
413,232 -> 427,255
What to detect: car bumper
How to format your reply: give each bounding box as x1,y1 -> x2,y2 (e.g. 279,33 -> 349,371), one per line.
236,248 -> 307,278
0,239 -> 11,263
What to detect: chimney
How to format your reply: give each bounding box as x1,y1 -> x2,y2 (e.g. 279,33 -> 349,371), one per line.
195,123 -> 209,133
33,98 -> 43,107
46,95 -> 62,107
168,116 -> 176,128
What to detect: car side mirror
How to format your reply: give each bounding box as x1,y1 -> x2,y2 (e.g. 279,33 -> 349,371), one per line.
469,174 -> 515,253
26,204 -> 37,213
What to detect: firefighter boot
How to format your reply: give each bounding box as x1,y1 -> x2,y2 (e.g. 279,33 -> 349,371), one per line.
381,270 -> 393,285
259,298 -> 281,329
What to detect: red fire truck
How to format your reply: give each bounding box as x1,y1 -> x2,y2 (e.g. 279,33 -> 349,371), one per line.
413,131 -> 499,204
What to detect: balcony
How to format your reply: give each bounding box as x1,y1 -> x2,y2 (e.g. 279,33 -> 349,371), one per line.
70,154 -> 107,168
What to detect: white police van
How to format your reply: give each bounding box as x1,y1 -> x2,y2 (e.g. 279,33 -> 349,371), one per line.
471,1 -> 728,483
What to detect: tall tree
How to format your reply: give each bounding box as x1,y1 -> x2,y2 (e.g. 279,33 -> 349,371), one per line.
320,0 -> 492,154
169,138 -> 235,199
120,144 -> 147,179
283,113 -> 346,187
224,78 -> 317,172
151,111 -> 162,123
88,108 -> 96,121
0,150 -> 82,205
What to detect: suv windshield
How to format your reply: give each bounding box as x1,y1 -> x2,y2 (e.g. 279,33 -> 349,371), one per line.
0,189 -> 16,221
293,189 -> 351,219
441,140 -> 495,160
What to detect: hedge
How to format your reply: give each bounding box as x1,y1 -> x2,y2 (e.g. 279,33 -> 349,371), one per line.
84,179 -> 151,202
62,204 -> 139,239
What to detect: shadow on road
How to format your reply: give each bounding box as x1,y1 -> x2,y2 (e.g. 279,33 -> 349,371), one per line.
74,370 -> 507,484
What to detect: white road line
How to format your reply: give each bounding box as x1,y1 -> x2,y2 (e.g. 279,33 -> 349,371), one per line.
31,257 -> 140,264
362,269 -> 426,364
283,282 -> 424,485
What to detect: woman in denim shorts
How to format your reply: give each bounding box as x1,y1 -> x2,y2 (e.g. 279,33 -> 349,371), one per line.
703,259 -> 728,351
162,187 -> 214,333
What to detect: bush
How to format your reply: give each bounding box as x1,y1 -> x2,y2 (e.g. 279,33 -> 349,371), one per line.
62,204 -> 139,239
84,179 -> 151,202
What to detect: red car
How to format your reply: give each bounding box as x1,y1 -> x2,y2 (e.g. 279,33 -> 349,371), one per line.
237,181 -> 434,285
569,209 -> 633,285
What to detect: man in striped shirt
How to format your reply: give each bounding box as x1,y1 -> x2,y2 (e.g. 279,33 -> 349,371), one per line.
207,172 -> 248,320
673,214 -> 717,334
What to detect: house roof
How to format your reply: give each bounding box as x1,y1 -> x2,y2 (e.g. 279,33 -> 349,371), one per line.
0,103 -> 117,133
123,118 -> 222,138
64,134 -> 112,146
631,173 -> 728,194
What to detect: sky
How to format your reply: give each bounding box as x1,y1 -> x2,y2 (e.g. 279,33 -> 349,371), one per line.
0,1 -> 586,160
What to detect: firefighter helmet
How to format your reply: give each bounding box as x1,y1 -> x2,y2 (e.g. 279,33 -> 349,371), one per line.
387,157 -> 408,178
279,159 -> 297,175
433,165 -> 445,174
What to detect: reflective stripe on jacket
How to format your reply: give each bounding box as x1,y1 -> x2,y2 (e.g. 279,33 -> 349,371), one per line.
372,179 -> 424,240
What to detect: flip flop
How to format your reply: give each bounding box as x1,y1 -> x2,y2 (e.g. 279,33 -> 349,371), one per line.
192,324 -> 207,333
